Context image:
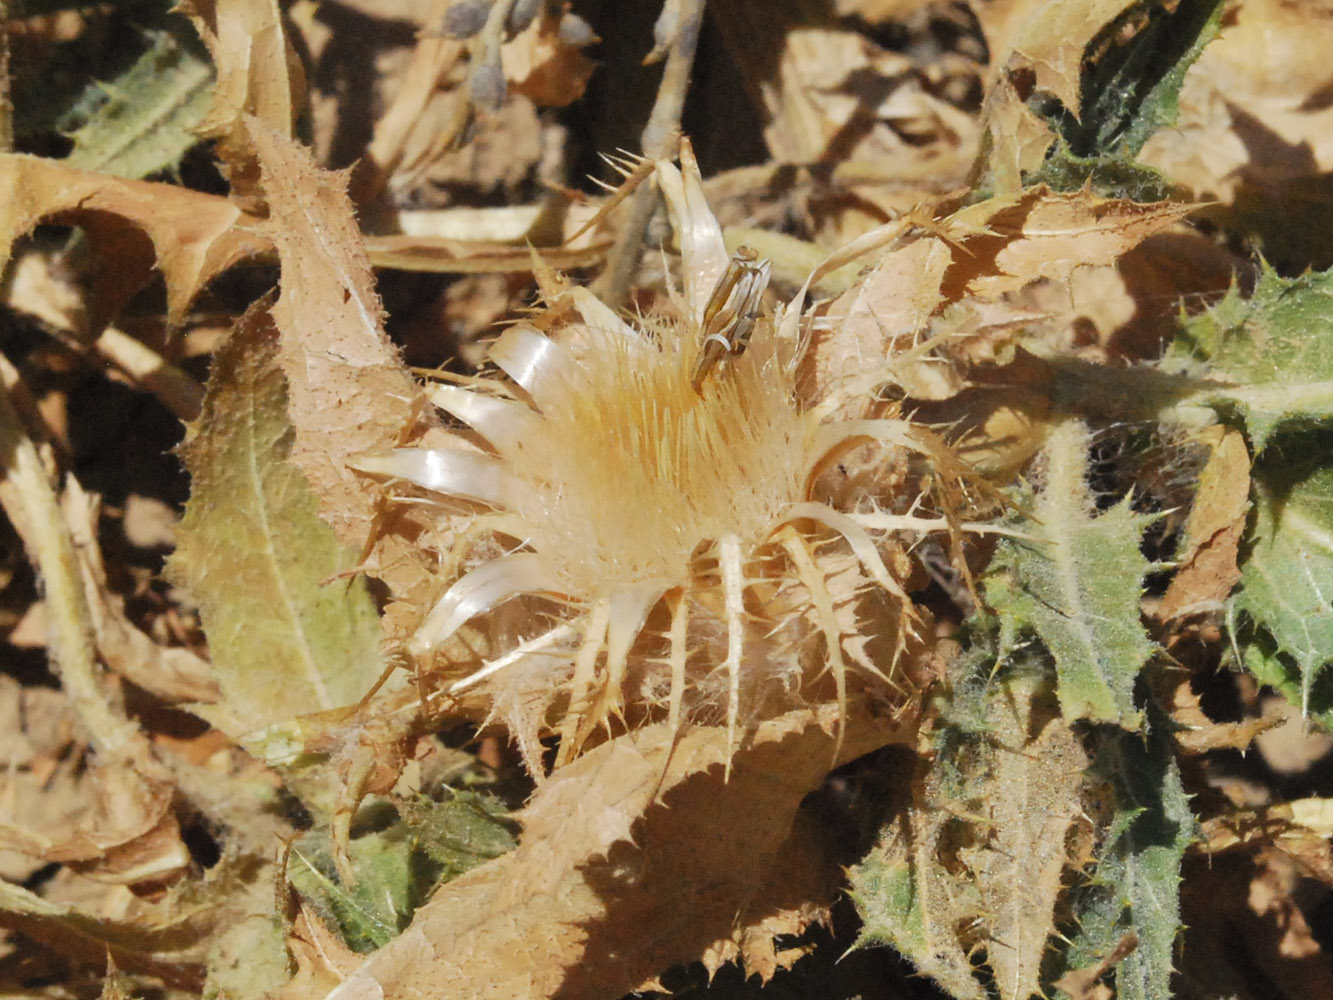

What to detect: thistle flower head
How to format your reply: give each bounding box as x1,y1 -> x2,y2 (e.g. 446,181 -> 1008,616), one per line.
357,141 -> 947,772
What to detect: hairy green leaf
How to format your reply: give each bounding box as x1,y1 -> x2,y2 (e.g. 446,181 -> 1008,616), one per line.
289,793 -> 517,953
850,674 -> 1087,1000
65,26 -> 213,179
848,770 -> 986,1000
1056,720 -> 1193,1000
1029,0 -> 1225,197
962,681 -> 1088,1000
167,301 -> 387,738
1229,435 -> 1333,725
986,420 -> 1155,727
1171,268 -> 1333,453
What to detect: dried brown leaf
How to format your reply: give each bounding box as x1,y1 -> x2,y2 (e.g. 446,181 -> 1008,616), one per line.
814,234 -> 956,408
1052,931 -> 1137,1000
0,877 -> 206,991
0,156 -> 267,328
709,6 -> 918,165
292,702 -> 916,1000
1158,425 -> 1250,621
242,121 -> 444,612
182,0 -> 304,207
1008,0 -> 1140,113
1160,672 -> 1277,756
951,188 -> 1197,299
0,740 -> 188,889
982,78 -> 1057,196
1139,0 -> 1333,203
285,904 -> 366,998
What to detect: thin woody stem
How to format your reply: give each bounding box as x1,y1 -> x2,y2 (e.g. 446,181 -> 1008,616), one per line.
592,0 -> 707,310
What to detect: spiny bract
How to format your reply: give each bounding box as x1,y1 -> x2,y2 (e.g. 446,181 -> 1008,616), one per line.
360,144 -> 957,774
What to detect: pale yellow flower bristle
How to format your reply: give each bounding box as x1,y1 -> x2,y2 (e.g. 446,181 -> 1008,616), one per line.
511,318 -> 804,598
355,143 -> 964,775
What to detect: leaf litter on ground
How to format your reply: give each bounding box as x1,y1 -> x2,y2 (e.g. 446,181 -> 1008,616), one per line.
3,2 -> 1333,999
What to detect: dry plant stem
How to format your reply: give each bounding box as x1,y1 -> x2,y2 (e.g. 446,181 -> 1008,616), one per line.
353,32 -> 465,204
592,0 -> 706,310
13,310 -> 203,421
0,359 -> 133,753
93,328 -> 204,420
0,2 -> 10,154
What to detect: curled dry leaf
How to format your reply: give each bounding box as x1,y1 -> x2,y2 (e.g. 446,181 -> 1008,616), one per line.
0,740 -> 188,889
1157,424 -> 1250,621
810,188 -> 1196,411
0,878 -> 206,991
0,155 -> 267,328
1157,670 -> 1278,756
181,0 -> 304,207
301,702 -> 917,1000
62,478 -> 217,705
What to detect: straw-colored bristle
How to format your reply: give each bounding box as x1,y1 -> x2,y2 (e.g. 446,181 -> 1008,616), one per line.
365,146 -> 956,775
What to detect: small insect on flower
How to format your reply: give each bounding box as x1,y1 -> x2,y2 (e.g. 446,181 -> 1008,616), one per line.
690,245 -> 772,393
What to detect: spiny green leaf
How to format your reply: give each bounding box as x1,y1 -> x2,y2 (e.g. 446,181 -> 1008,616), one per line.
65,25 -> 213,179
288,793 -> 516,953
959,678 -> 1088,1000
1229,434 -> 1333,725
985,420 -> 1155,727
167,301 -> 386,738
1056,719 -> 1194,1000
847,773 -> 987,1000
401,791 -> 518,879
850,674 -> 1086,1000
1171,267 -> 1333,453
1029,0 -> 1225,197
289,828 -> 411,952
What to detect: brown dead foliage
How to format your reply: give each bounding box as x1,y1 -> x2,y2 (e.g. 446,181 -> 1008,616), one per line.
0,2 -> 1331,999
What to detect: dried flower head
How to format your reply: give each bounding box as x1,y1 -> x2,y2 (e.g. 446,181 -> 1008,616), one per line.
359,143 -> 960,774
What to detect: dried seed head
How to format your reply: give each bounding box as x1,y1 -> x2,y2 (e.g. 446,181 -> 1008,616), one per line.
365,140 -> 943,773
440,0 -> 489,39
502,317 -> 805,598
469,58 -> 508,111
557,12 -> 598,48
506,0 -> 544,35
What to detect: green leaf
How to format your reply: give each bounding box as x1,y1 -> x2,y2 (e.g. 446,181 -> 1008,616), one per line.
1056,720 -> 1194,1000
850,673 -> 1087,1000
1229,434 -> 1333,724
288,793 -> 517,953
1171,267 -> 1333,453
847,770 -> 987,1000
985,420 -> 1155,727
401,791 -> 519,879
959,679 -> 1088,1000
64,25 -> 213,179
167,300 -> 387,738
289,826 -> 412,953
1029,0 -> 1225,197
